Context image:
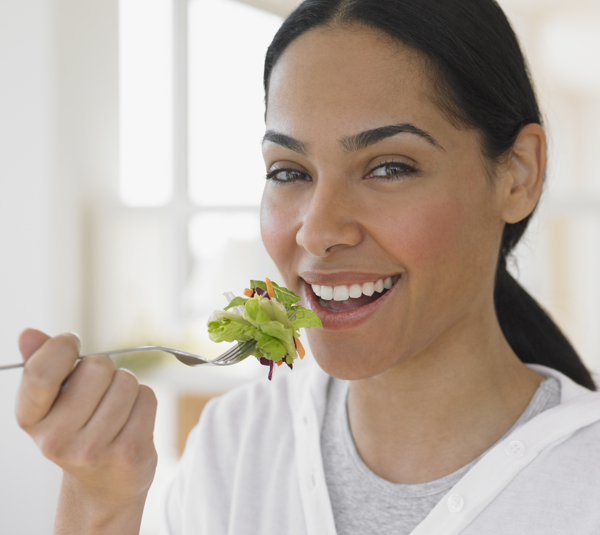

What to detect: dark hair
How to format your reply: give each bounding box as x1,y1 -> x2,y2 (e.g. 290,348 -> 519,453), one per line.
263,0 -> 596,390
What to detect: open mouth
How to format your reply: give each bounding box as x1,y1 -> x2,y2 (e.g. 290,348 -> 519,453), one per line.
311,274 -> 401,313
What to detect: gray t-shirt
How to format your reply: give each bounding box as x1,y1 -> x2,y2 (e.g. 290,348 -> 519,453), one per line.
321,376 -> 561,535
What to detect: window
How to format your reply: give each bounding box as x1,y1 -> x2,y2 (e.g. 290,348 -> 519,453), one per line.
188,0 -> 281,207
116,0 -> 285,356
185,0 -> 283,334
119,0 -> 174,206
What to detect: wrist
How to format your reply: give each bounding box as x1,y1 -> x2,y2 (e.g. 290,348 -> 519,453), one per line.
54,474 -> 149,535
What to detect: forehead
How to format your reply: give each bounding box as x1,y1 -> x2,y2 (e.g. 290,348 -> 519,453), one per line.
266,25 -> 446,136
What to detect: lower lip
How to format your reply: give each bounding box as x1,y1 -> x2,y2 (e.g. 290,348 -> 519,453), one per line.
302,277 -> 401,331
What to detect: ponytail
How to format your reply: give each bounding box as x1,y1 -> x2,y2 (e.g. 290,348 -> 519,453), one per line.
495,258 -> 596,390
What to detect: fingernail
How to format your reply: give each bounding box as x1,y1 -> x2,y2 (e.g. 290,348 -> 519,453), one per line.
119,367 -> 139,380
68,332 -> 82,347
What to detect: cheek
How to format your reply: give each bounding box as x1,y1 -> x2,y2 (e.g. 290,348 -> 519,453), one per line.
260,194 -> 298,284
381,195 -> 469,271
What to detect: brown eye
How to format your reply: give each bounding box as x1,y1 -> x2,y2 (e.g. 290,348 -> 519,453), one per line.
365,161 -> 417,181
266,168 -> 310,183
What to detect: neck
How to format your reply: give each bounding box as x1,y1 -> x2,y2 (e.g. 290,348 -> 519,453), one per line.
347,308 -> 544,484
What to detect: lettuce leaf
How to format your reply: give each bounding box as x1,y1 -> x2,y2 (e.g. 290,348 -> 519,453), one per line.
250,279 -> 301,309
223,296 -> 248,311
207,310 -> 254,342
291,308 -> 322,330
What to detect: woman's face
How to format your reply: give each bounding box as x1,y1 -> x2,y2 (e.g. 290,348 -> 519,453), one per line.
260,26 -> 508,380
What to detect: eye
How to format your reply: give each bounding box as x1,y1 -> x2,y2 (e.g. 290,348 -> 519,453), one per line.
265,167 -> 311,183
364,160 -> 417,181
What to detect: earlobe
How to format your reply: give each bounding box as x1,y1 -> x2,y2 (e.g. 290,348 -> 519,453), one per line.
501,123 -> 547,224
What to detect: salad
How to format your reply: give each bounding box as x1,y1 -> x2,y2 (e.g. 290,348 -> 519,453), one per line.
207,278 -> 322,380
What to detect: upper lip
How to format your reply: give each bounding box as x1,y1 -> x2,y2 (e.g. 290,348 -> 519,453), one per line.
299,271 -> 401,287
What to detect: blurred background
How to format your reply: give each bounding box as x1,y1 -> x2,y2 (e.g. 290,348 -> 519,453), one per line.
0,0 -> 599,532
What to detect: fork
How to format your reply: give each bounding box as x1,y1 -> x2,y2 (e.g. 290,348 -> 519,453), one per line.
0,340 -> 257,371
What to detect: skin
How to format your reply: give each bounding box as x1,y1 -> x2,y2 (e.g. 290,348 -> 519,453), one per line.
261,25 -> 547,484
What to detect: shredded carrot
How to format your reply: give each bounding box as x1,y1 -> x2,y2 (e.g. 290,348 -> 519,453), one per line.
266,277 -> 274,298
276,359 -> 283,366
294,337 -> 305,359
243,288 -> 253,297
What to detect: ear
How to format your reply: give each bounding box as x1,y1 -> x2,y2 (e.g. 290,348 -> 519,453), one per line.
499,123 -> 546,224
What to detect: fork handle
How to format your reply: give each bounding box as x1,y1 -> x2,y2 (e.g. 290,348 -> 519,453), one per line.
0,362 -> 27,371
79,346 -> 168,358
0,347 -> 167,371
0,355 -> 90,371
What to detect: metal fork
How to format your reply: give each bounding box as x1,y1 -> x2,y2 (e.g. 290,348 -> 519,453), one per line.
0,340 -> 257,371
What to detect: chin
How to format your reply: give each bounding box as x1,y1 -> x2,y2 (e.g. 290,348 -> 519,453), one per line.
307,331 -> 399,380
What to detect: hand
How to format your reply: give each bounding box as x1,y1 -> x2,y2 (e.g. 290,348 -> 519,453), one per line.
15,329 -> 158,529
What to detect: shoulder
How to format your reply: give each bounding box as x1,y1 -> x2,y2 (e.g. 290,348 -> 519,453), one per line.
545,416 -> 600,467
464,418 -> 600,535
195,360 -> 329,452
527,363 -> 599,403
515,367 -> 600,491
166,362 -> 329,534
176,361 -> 329,504
528,363 -> 600,457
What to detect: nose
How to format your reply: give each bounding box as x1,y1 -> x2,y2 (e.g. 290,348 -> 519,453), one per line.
295,176 -> 363,257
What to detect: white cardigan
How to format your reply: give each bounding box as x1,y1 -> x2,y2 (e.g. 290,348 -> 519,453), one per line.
161,363 -> 600,534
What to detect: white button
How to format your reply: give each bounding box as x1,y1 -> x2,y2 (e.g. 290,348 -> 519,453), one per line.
311,473 -> 317,488
447,494 -> 465,513
505,440 -> 525,459
303,414 -> 309,425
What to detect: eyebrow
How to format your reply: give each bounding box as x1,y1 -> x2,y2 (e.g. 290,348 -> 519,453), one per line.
262,123 -> 445,156
341,123 -> 445,153
261,131 -> 310,156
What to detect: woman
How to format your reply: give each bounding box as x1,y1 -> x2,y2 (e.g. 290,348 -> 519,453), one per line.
16,0 -> 600,533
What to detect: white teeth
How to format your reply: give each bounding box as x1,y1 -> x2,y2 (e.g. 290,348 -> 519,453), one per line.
349,284 -> 362,298
361,281 -> 375,296
320,285 -> 333,300
313,276 -> 400,301
333,285 -> 349,301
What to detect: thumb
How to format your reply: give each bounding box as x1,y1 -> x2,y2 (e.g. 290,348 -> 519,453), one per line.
18,329 -> 52,363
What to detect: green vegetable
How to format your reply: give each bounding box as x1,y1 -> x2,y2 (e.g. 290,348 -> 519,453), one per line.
249,279 -> 301,309
207,279 -> 322,378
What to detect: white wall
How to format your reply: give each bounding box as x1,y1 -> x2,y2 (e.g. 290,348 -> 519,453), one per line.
0,1 -> 62,531
0,0 -> 118,532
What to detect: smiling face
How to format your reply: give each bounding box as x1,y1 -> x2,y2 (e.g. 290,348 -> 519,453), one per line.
260,25 -> 509,380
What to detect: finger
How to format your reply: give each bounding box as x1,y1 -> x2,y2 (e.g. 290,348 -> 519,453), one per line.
81,368 -> 140,447
38,355 -> 117,437
110,385 -> 158,461
16,333 -> 83,429
18,328 -> 52,363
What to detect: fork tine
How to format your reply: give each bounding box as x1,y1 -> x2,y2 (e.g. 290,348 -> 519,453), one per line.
214,341 -> 253,363
213,341 -> 256,365
215,341 -> 250,361
211,345 -> 243,364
